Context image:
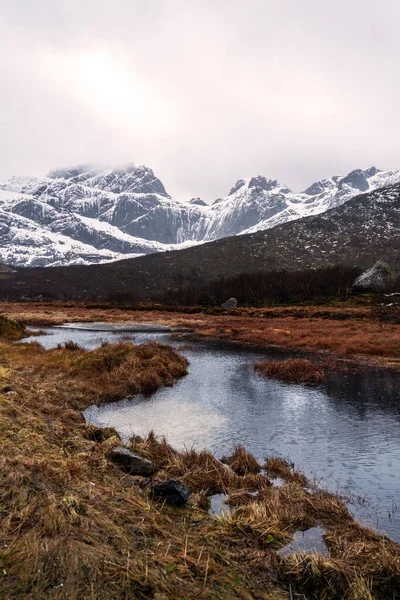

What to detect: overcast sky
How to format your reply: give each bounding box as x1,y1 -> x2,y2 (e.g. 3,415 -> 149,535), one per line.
0,0 -> 399,202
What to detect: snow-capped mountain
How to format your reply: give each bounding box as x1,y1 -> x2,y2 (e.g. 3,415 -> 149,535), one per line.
0,163 -> 399,267
2,182 -> 398,302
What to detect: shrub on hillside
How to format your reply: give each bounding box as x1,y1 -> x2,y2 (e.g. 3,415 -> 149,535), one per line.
160,265 -> 362,307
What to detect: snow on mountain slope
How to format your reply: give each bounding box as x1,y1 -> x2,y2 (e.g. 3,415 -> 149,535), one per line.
0,163 -> 399,267
233,167 -> 400,236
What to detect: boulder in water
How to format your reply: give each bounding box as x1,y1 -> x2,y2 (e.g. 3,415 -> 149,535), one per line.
353,261 -> 395,292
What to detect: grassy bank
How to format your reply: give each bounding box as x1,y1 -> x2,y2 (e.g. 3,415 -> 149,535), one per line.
252,358 -> 350,385
2,301 -> 399,368
1,316 -> 400,598
0,321 -> 287,600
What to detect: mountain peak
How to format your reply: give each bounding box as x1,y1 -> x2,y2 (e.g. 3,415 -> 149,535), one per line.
47,164 -> 96,180
1,163 -> 399,267
188,197 -> 208,207
248,176 -> 279,191
47,163 -> 168,197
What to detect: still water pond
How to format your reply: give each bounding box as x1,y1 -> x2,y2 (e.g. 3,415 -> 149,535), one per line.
26,324 -> 400,542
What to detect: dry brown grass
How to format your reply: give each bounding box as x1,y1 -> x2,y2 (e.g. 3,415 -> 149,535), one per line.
221,445 -> 263,475
228,481 -> 400,599
0,314 -> 26,340
255,358 -> 326,384
132,435 -> 268,496
2,302 -> 399,366
0,337 -> 287,600
278,522 -> 400,600
264,457 -> 308,486
4,340 -> 188,407
129,434 -> 400,598
1,307 -> 400,598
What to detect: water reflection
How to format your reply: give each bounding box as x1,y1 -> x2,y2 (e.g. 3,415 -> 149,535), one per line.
27,326 -> 400,542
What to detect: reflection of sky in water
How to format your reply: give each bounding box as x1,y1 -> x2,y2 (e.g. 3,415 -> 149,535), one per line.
29,326 -> 400,542
23,326 -> 168,349
85,399 -> 227,445
278,526 -> 328,557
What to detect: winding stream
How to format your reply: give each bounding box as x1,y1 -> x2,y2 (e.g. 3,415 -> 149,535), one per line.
25,323 -> 400,542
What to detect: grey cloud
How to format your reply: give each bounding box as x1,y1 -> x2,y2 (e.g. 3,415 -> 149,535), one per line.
0,0 -> 399,202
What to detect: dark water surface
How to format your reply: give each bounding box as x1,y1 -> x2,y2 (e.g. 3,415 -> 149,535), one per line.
26,325 -> 400,542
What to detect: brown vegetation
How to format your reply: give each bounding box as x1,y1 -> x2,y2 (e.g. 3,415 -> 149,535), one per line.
1,325 -> 399,599
4,339 -> 188,407
1,333 -> 287,599
255,358 -> 326,384
0,314 -> 26,340
264,457 -> 308,486
137,435 -> 400,599
2,302 -> 399,367
131,434 -> 268,497
221,445 -> 263,475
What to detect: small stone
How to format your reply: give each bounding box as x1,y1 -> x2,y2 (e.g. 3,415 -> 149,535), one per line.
150,480 -> 190,506
110,447 -> 153,476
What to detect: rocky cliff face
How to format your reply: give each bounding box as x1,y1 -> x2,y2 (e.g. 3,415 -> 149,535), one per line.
1,181 -> 399,301
1,163 -> 399,267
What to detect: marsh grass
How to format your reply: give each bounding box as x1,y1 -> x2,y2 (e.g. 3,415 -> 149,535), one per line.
1,311 -> 400,598
132,435 -> 269,496
7,339 -> 189,407
129,434 -> 400,598
229,480 -> 400,599
0,314 -> 26,340
264,457 -> 308,486
255,358 -> 326,384
3,301 -> 400,365
221,445 -> 263,475
1,338 -> 289,600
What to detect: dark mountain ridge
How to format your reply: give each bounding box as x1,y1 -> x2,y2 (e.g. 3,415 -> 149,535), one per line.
1,182 -> 399,302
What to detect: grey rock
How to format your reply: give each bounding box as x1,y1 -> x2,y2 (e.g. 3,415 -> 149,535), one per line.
110,447 -> 153,476
339,168 -> 370,192
221,297 -> 238,309
248,176 -> 278,191
353,261 -> 395,291
229,179 -> 246,195
150,480 -> 190,506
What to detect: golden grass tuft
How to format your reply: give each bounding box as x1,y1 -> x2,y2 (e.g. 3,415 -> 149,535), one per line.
6,340 -> 188,408
132,434 -> 270,496
255,358 -> 325,384
221,444 -> 262,475
0,314 -> 26,340
264,456 -> 308,486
